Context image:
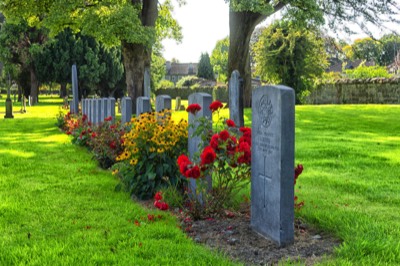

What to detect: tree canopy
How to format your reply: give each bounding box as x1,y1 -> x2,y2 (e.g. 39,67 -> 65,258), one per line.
210,37 -> 229,83
253,21 -> 328,103
197,52 -> 215,80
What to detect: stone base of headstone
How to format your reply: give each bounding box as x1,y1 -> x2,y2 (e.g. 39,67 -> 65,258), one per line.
4,98 -> 14,118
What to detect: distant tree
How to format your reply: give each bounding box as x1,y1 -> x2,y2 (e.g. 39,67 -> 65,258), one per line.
253,21 -> 328,103
0,20 -> 46,103
350,37 -> 382,64
210,37 -> 229,82
379,34 -> 400,66
197,52 -> 214,80
151,52 -> 166,90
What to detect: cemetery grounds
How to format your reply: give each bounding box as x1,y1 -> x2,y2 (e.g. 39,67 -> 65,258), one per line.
0,96 -> 399,265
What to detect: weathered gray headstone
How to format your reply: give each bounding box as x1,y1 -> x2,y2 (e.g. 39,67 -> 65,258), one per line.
4,82 -> 13,119
95,99 -> 102,125
81,99 -> 86,116
144,67 -> 151,98
100,98 -> 108,122
90,99 -> 97,124
156,95 -> 172,112
136,97 -> 151,117
175,96 -> 181,111
71,64 -> 79,114
250,85 -> 295,247
107,98 -> 116,123
188,93 -> 213,196
121,97 -> 132,124
229,70 -> 244,127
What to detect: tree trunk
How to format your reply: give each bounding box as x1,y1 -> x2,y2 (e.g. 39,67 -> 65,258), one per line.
30,66 -> 39,105
228,10 -> 264,109
60,83 -> 67,98
122,41 -> 146,115
120,0 -> 157,115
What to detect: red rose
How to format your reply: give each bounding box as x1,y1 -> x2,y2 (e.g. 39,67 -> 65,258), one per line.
294,164 -> 304,184
200,146 -> 216,165
154,192 -> 163,201
91,132 -> 97,138
210,134 -> 219,150
104,116 -> 112,121
189,165 -> 201,179
82,114 -> 88,122
219,130 -> 230,141
109,141 -> 116,149
239,135 -> 251,146
66,131 -> 72,135
177,154 -> 191,165
226,119 -> 236,127
209,100 -> 223,112
110,125 -> 116,129
186,104 -> 201,115
159,202 -> 169,210
147,214 -> 155,221
238,141 -> 251,164
239,127 -> 251,137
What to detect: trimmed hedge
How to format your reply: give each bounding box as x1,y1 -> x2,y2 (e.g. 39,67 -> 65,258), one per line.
155,86 -> 229,102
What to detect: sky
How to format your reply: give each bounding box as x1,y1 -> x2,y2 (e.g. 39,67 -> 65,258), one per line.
161,1 -> 398,63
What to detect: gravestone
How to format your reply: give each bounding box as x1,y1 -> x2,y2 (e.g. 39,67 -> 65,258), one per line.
229,70 -> 244,127
107,98 -> 116,123
121,97 -> 132,124
95,99 -> 102,124
144,67 -> 151,98
82,99 -> 86,116
90,99 -> 97,124
4,82 -> 13,119
188,93 -> 213,196
71,64 -> 79,114
250,85 -> 295,247
101,98 -> 108,122
156,95 -> 172,112
175,96 -> 181,111
136,97 -> 151,117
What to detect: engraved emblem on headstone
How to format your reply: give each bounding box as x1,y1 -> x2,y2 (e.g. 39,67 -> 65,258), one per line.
258,95 -> 273,129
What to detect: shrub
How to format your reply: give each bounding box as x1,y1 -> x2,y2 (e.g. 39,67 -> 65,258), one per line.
87,117 -> 126,169
157,79 -> 174,89
113,111 -> 188,200
176,76 -> 200,88
344,64 -> 392,79
177,101 -> 252,219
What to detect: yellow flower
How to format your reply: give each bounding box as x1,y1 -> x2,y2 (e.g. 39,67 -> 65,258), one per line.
130,158 -> 138,165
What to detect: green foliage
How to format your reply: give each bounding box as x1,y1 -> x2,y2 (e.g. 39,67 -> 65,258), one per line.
197,52 -> 214,80
157,79 -> 174,89
114,111 -> 188,200
151,52 -> 166,90
344,64 -> 392,79
253,20 -> 328,103
379,34 -> 400,66
211,37 -> 229,83
348,37 -> 382,64
175,75 -> 200,88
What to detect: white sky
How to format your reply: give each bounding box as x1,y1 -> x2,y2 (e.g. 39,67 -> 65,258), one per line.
161,1 -> 398,63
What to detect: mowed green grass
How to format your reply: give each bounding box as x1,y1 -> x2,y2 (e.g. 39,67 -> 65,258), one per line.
0,96 -> 237,265
1,96 -> 400,265
294,105 -> 400,265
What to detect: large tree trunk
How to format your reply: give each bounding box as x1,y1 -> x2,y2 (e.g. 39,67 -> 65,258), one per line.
228,10 -> 264,109
30,66 -> 39,105
121,0 -> 157,115
122,41 -> 146,115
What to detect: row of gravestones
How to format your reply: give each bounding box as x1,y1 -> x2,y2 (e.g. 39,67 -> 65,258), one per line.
80,94 -> 176,125
72,63 -> 296,247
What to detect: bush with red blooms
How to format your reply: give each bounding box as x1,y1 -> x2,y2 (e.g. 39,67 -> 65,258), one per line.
87,117 -> 126,169
177,100 -> 252,217
59,111 -> 126,169
153,192 -> 169,211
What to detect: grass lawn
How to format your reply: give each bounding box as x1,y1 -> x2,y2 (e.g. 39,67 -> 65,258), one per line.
1,96 -> 399,265
295,105 -> 400,265
0,96 -> 237,265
